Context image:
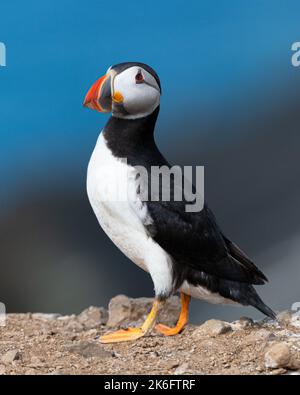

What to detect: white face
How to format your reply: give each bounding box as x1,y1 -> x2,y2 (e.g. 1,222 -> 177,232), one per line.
112,66 -> 161,119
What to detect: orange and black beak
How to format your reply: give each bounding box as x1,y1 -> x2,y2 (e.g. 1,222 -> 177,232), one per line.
83,73 -> 112,112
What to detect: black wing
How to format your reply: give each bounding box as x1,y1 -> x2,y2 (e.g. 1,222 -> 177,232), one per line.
221,234 -> 268,282
145,200 -> 267,285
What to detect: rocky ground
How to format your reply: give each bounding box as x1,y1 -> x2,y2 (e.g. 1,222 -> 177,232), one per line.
0,294 -> 300,375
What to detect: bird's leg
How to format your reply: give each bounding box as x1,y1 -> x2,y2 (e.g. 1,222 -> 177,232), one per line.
99,299 -> 161,343
155,292 -> 191,336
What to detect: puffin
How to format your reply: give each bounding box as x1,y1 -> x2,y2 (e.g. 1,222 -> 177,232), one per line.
83,62 -> 275,343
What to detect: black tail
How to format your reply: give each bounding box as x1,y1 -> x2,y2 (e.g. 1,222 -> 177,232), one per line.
222,234 -> 268,284
219,278 -> 277,320
253,299 -> 276,320
248,289 -> 276,320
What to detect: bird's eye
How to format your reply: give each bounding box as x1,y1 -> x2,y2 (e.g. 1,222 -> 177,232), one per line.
135,71 -> 144,84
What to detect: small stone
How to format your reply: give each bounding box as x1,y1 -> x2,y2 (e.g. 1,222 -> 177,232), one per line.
265,343 -> 290,369
173,362 -> 189,375
277,310 -> 292,325
269,368 -> 287,375
0,365 -> 6,375
168,361 -> 180,369
67,341 -> 112,359
107,295 -> 140,327
231,317 -> 254,330
77,306 -> 108,329
1,350 -> 22,365
291,313 -> 300,329
196,319 -> 232,337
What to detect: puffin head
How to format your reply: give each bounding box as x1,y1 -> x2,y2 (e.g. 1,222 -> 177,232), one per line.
83,62 -> 161,119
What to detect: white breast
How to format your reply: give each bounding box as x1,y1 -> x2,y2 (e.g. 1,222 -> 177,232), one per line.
86,132 -> 173,297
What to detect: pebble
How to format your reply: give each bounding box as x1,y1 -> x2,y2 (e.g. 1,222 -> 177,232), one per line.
264,343 -> 290,369
173,362 -> 189,375
269,368 -> 287,375
1,350 -> 22,365
277,310 -> 292,325
291,313 -> 300,329
194,319 -> 232,337
231,317 -> 254,330
77,306 -> 108,329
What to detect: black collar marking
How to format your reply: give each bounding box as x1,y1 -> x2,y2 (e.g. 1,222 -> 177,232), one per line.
103,107 -> 167,168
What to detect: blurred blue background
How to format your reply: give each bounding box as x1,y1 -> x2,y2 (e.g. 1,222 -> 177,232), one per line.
1,0 -> 300,321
